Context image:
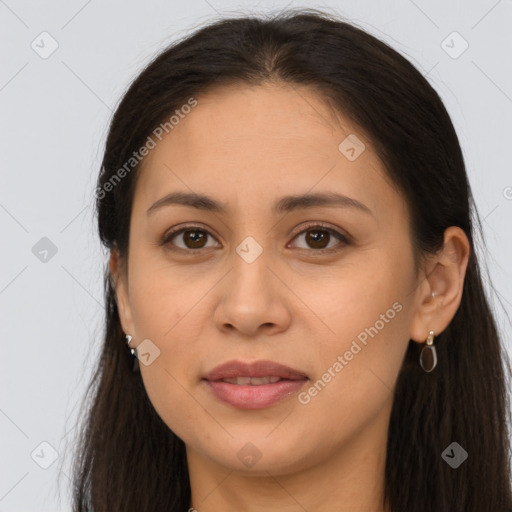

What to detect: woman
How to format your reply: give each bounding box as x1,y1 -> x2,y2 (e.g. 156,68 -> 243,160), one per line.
72,8 -> 512,511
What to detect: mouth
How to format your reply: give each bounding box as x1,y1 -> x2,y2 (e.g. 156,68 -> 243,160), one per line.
203,360 -> 309,409
218,376 -> 287,385
203,359 -> 308,381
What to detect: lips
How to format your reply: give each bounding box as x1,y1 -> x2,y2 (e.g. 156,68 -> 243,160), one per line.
203,359 -> 308,382
220,376 -> 281,385
203,360 -> 309,409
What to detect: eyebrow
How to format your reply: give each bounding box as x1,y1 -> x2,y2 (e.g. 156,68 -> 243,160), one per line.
146,191 -> 373,216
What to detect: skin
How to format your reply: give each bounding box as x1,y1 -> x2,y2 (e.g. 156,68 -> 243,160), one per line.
110,82 -> 470,512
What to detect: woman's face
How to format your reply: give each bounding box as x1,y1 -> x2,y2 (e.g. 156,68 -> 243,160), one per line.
114,82 -> 424,476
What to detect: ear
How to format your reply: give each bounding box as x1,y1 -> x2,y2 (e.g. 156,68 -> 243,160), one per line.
409,226 -> 470,343
109,248 -> 135,336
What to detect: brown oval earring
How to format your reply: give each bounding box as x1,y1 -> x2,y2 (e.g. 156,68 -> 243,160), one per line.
419,330 -> 437,372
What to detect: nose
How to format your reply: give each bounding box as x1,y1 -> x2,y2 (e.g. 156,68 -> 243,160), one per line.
213,245 -> 292,338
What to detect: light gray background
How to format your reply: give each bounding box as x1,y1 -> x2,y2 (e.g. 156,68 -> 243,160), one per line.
1,0 -> 511,510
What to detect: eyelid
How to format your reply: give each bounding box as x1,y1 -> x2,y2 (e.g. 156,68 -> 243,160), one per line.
287,221 -> 350,252
288,221 -> 349,241
160,221 -> 350,253
160,223 -> 221,250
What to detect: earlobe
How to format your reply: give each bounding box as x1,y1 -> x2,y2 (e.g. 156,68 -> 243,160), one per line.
409,226 -> 470,343
109,248 -> 135,336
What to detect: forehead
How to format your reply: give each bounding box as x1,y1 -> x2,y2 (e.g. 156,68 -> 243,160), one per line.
154,82 -> 361,158
134,82 -> 403,221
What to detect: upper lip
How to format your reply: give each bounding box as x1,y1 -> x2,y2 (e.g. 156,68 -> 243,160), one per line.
204,360 -> 308,381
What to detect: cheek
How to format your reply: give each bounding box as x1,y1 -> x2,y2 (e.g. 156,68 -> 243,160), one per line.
307,253 -> 410,342
296,301 -> 409,448
141,364 -> 203,446
303,250 -> 413,408
126,253 -> 210,434
127,252 -> 197,338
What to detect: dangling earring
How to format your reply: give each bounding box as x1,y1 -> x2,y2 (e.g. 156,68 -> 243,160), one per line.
125,334 -> 140,373
419,330 -> 437,372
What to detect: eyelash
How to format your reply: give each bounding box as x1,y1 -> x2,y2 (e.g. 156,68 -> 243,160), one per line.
160,222 -> 351,255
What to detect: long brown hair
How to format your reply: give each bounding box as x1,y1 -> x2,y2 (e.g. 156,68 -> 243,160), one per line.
70,8 -> 512,511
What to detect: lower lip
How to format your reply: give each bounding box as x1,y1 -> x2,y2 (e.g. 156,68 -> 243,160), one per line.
204,379 -> 308,409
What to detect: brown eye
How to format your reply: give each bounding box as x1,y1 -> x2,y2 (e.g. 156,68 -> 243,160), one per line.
162,227 -> 220,251
305,229 -> 330,249
290,225 -> 349,252
181,229 -> 207,249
